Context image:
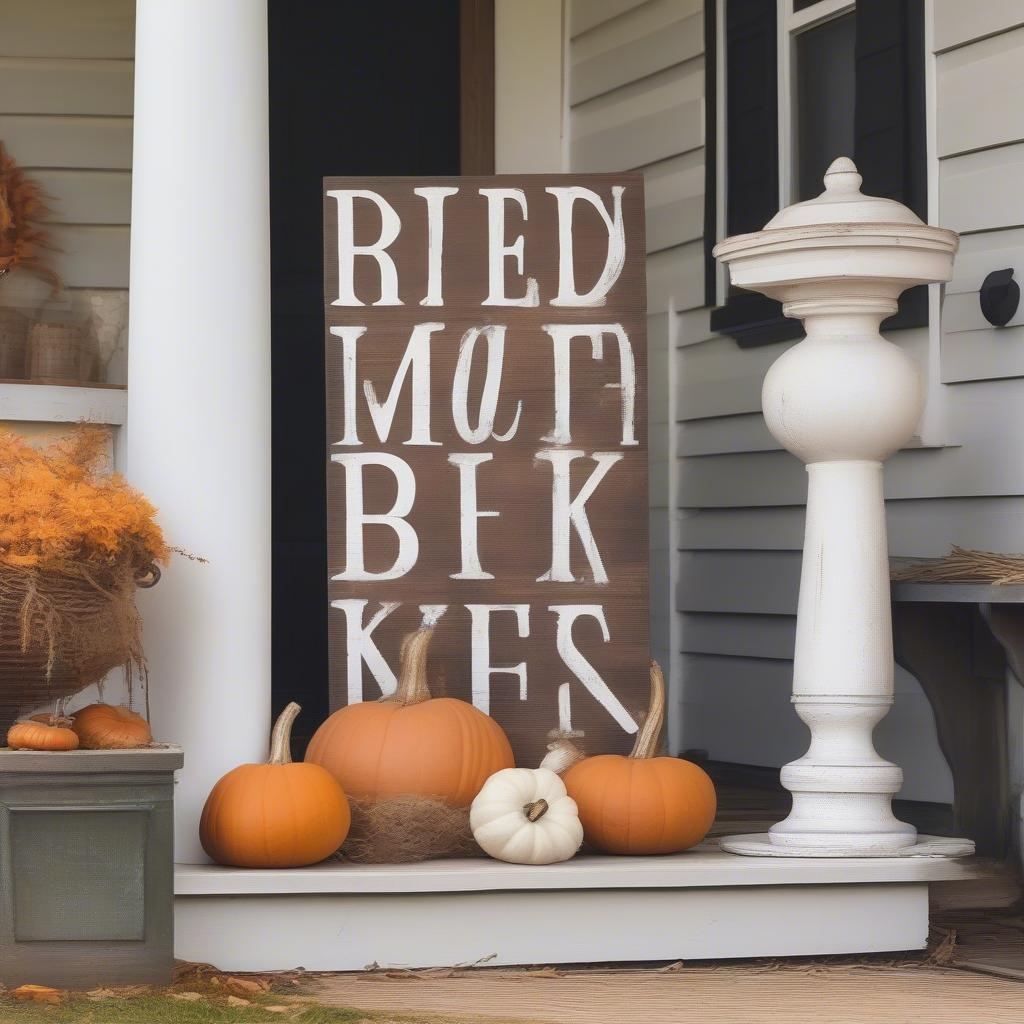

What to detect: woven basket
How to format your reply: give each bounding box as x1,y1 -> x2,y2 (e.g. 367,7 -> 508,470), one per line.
0,308 -> 28,379
28,321 -> 82,381
0,564 -> 150,734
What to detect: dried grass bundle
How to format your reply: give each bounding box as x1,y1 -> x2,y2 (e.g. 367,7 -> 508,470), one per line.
0,142 -> 60,294
340,796 -> 482,864
891,546 -> 1024,586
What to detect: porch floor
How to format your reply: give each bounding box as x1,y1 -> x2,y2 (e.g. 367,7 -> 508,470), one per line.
305,954 -> 1024,1024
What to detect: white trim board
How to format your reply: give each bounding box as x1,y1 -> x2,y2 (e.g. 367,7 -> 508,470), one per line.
175,845 -> 975,895
175,883 -> 930,972
0,382 -> 127,424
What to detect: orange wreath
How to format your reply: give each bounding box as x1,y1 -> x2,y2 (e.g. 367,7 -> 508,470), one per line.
0,142 -> 60,294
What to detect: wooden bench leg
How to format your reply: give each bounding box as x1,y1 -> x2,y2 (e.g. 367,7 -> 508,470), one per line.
892,601 -> 1008,858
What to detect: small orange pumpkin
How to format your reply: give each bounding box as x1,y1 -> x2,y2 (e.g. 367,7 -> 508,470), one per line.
563,662 -> 716,855
306,627 -> 515,807
200,702 -> 350,868
72,703 -> 153,749
7,715 -> 79,751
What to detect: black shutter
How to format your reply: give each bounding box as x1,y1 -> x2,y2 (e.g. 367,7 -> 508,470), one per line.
707,0 -> 929,347
854,0 -> 927,329
708,0 -> 802,347
724,1 -> 779,237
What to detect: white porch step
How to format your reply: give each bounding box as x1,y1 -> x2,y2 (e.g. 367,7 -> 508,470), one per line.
174,844 -> 980,972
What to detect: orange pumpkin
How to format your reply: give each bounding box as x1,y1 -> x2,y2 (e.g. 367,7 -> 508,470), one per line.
306,627 -> 514,806
200,702 -> 351,868
72,703 -> 153,749
7,715 -> 79,751
563,662 -> 716,855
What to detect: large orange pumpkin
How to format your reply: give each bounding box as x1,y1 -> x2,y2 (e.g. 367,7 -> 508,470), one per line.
72,703 -> 153,749
563,662 -> 716,855
199,702 -> 350,868
306,627 -> 514,806
7,715 -> 79,751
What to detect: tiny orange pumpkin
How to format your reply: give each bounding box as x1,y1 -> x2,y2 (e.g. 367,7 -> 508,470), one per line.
72,703 -> 153,749
305,626 -> 515,807
563,661 -> 716,855
200,702 -> 351,869
7,715 -> 79,751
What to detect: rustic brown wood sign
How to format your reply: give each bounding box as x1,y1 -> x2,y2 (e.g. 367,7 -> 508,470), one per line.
323,174 -> 648,767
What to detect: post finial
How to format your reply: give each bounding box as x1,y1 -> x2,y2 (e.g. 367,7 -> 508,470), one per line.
823,157 -> 862,195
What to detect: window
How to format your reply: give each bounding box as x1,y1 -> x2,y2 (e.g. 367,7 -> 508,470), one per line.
704,0 -> 927,347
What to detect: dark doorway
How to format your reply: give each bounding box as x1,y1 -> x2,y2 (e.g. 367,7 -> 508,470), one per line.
268,1 -> 463,752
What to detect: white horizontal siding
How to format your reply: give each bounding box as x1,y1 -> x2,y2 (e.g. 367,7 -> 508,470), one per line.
0,114 -> 132,169
570,0 -> 652,38
679,497 -> 1024,557
933,0 -> 1024,54
33,169 -> 131,224
0,0 -> 134,59
642,150 -> 704,254
571,0 -> 702,104
2,1 -> 133,291
0,57 -> 133,116
572,61 -> 704,172
940,142 -> 1024,234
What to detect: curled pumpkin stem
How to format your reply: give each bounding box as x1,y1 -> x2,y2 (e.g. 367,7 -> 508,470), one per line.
268,702 -> 301,765
384,627 -> 434,706
629,661 -> 666,760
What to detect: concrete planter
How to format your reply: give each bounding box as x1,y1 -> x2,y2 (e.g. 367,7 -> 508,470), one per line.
0,745 -> 183,988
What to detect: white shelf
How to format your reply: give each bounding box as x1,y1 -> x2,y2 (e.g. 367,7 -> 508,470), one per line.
175,841 -> 980,896
0,382 -> 127,425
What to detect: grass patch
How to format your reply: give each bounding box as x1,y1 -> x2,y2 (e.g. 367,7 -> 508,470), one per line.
0,993 -> 373,1024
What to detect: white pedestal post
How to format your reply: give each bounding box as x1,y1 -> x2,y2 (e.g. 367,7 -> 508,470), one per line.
126,0 -> 273,862
714,159 -> 973,857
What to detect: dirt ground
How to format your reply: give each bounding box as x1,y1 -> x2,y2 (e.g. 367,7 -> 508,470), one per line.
308,960 -> 1024,1024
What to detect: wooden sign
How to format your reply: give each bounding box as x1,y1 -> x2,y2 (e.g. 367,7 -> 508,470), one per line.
323,174 -> 648,767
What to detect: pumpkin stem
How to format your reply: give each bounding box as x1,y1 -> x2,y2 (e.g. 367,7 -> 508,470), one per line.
629,661 -> 666,760
385,627 -> 434,705
524,799 -> 549,822
268,702 -> 301,765
539,737 -> 586,775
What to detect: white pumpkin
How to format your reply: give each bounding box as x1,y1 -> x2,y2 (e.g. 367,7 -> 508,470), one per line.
470,767 -> 584,865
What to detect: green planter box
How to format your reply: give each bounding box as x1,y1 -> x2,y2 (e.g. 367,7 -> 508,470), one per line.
0,745 -> 183,989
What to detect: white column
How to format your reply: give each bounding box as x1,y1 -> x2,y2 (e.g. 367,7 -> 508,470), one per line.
127,0 -> 272,862
714,158 -> 972,857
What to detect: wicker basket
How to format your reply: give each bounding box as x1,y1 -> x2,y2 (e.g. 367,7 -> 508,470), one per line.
28,322 -> 83,382
0,565 -> 150,735
0,308 -> 28,379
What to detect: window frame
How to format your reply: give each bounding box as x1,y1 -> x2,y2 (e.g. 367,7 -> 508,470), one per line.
705,0 -> 927,348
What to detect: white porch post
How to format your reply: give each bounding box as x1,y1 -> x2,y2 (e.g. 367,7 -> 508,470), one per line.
715,159 -> 972,857
127,0 -> 272,862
